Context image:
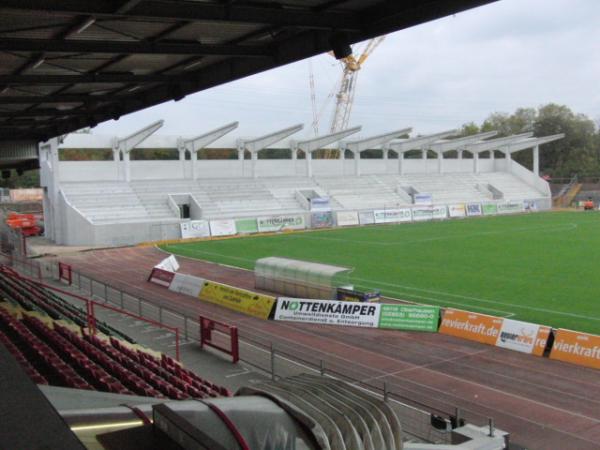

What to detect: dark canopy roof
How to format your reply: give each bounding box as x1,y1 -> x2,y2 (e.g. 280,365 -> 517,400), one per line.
0,0 -> 496,141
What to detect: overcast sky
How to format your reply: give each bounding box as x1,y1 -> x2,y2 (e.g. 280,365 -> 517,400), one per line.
94,0 -> 600,140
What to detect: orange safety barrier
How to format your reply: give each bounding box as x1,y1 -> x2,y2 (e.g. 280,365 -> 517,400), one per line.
550,329 -> 600,370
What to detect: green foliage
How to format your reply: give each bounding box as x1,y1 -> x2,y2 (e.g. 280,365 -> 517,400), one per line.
162,211 -> 600,333
0,169 -> 40,188
460,104 -> 599,177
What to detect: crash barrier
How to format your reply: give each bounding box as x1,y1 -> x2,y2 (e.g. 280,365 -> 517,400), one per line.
147,199 -> 545,246
199,315 -> 239,363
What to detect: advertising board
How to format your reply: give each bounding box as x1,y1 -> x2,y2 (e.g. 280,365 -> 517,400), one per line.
373,209 -> 412,224
257,215 -> 305,232
336,211 -> 359,227
439,309 -> 503,345
448,204 -> 466,218
411,206 -> 433,222
497,202 -> 524,214
378,304 -> 439,332
550,329 -> 600,370
466,203 -> 482,216
495,318 -> 541,354
311,211 -> 334,228
275,298 -> 381,328
180,220 -> 210,239
414,193 -> 433,205
482,203 -> 498,215
358,211 -> 375,225
148,267 -> 175,288
235,218 -> 258,234
168,273 -> 205,297
431,205 -> 448,220
209,219 -> 237,237
199,281 -> 276,319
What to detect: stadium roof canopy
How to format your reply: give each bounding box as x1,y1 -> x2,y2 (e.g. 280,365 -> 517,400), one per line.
0,0 -> 497,143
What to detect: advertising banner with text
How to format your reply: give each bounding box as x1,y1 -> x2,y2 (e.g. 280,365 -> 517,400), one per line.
336,211 -> 359,227
235,218 -> 258,234
439,309 -> 503,345
497,202 -> 524,214
431,205 -> 448,220
374,209 -> 412,224
496,318 -> 549,355
311,211 -> 334,228
482,203 -> 498,215
466,203 -> 482,216
275,298 -> 381,328
199,281 -> 276,320
180,220 -> 210,239
414,193 -> 433,205
257,215 -> 305,232
209,219 -> 237,237
411,206 -> 433,222
448,204 -> 466,218
148,267 -> 175,288
550,329 -> 600,370
378,304 -> 439,332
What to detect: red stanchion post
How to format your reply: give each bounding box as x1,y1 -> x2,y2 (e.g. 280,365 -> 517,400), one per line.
231,326 -> 239,363
175,328 -> 180,362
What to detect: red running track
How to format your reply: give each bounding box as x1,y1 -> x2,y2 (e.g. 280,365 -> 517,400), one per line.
58,246 -> 600,450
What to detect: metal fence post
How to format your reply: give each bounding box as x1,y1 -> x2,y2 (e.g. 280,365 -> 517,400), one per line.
138,298 -> 142,317
488,418 -> 495,437
184,317 -> 188,341
383,382 -> 389,403
159,306 -> 163,324
320,359 -> 325,376
104,283 -> 108,302
120,290 -> 124,309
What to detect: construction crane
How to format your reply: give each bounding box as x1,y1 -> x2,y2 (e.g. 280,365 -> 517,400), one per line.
329,36 -> 386,133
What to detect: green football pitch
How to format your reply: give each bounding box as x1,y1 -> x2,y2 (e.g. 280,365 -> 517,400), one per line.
161,211 -> 600,334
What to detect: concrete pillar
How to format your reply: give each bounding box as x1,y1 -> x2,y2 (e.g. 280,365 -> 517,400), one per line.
354,151 -> 360,176
307,151 -> 313,178
178,148 -> 186,179
458,150 -> 463,160
533,145 -> 539,176
474,152 -> 479,174
383,149 -> 389,160
422,148 -> 427,159
251,151 -> 258,178
291,148 -> 297,160
124,151 -> 131,182
238,148 -> 245,177
191,150 -> 198,180
399,152 -> 404,175
113,148 -> 121,180
438,152 -> 443,173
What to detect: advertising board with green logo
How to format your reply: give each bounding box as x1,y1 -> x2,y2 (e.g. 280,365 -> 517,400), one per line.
378,304 -> 439,332
482,203 -> 498,215
235,218 -> 258,234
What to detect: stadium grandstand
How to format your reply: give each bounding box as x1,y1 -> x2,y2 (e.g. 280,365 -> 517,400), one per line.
42,121 -> 562,246
4,1 -> 598,450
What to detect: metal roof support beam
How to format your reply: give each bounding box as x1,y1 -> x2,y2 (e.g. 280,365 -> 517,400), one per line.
1,1 -> 362,31
237,124 -> 303,178
178,121 -> 239,180
429,131 -> 498,153
0,38 -> 272,58
341,127 -> 411,176
386,129 -> 457,153
291,126 -> 361,178
112,120 -> 164,182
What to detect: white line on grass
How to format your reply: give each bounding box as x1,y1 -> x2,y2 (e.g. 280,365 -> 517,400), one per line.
351,277 -> 600,321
